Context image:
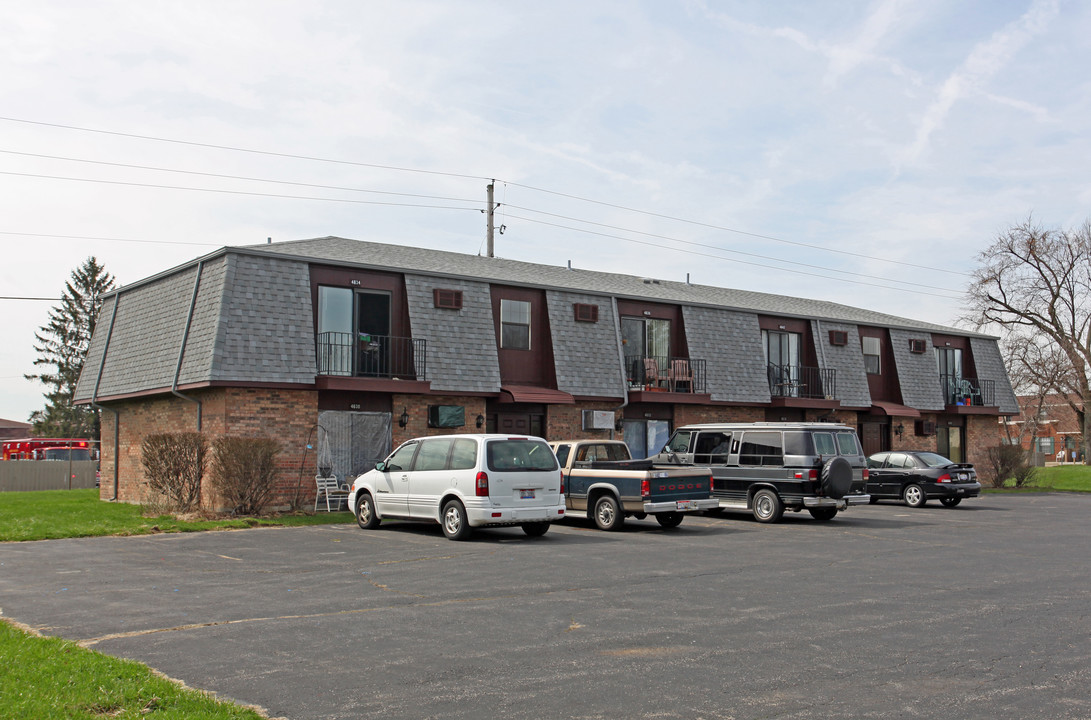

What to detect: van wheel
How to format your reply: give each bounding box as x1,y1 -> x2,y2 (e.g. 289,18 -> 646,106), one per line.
355,493 -> 380,530
593,495 -> 624,531
752,489 -> 784,523
441,500 -> 472,540
654,512 -> 684,528
521,522 -> 550,537
903,484 -> 927,508
808,507 -> 838,522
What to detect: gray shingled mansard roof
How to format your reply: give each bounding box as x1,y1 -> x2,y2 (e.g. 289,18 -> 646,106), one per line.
75,235 -> 1016,413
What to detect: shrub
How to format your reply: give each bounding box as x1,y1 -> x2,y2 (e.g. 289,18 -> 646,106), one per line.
209,436 -> 282,515
140,433 -> 207,511
983,444 -> 1037,488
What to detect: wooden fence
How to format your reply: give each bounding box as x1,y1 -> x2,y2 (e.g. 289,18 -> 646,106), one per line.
0,461 -> 99,492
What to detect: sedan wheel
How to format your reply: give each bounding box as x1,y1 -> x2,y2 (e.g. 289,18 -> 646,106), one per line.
903,483 -> 927,508
940,497 -> 962,508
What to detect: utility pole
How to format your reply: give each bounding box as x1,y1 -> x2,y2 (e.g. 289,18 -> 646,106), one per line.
486,181 -> 495,258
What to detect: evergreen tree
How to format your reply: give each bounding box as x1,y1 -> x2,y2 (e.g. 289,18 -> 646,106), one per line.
26,257 -> 115,439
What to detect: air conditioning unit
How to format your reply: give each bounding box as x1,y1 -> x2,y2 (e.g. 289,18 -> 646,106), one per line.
915,420 -> 936,436
909,339 -> 927,354
828,330 -> 848,346
582,410 -> 614,430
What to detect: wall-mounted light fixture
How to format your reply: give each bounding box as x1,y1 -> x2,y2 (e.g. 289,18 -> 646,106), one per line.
894,423 -> 904,438
398,407 -> 409,428
476,414 -> 485,429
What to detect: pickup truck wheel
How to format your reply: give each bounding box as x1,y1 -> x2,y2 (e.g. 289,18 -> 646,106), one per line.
752,489 -> 784,523
903,484 -> 927,508
593,495 -> 624,531
654,512 -> 684,528
355,493 -> 381,530
808,507 -> 838,522
521,522 -> 550,537
940,497 -> 962,508
441,500 -> 473,540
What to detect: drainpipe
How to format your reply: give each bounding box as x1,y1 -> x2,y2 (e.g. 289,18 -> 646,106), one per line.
611,297 -> 629,441
172,261 -> 203,430
90,294 -> 120,501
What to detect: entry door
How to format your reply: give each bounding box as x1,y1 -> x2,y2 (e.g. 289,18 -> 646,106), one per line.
356,292 -> 391,377
937,426 -> 964,462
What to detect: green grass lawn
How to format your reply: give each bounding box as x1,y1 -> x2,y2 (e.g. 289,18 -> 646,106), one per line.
0,488 -> 353,542
0,620 -> 268,719
990,463 -> 1091,492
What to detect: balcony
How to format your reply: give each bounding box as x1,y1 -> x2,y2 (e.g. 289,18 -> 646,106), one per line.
767,364 -> 836,400
940,375 -> 995,407
317,332 -> 426,380
626,355 -> 707,394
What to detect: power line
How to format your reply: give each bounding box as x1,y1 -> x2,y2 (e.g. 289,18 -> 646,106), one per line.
0,231 -> 221,247
0,116 -> 492,181
503,213 -> 965,300
1,114 -> 970,278
0,171 -> 483,212
503,204 -> 954,292
0,149 -> 481,204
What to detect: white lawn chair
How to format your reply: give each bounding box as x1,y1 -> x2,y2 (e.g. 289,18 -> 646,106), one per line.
315,475 -> 349,511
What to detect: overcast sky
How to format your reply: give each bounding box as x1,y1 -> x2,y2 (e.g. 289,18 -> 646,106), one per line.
2,0 -> 1087,425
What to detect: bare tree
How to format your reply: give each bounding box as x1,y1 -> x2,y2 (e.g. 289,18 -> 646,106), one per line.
965,218 -> 1091,461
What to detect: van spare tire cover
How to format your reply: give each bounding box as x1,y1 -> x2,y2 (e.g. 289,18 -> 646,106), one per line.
821,457 -> 854,499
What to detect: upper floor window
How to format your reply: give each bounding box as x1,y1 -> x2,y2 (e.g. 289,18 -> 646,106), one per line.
935,347 -> 963,378
763,330 -> 800,368
500,299 -> 531,349
862,336 -> 881,374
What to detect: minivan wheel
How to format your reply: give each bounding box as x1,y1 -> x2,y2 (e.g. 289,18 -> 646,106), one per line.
752,489 -> 784,523
355,493 -> 380,530
521,522 -> 550,537
593,495 -> 624,531
441,500 -> 472,540
903,484 -> 927,508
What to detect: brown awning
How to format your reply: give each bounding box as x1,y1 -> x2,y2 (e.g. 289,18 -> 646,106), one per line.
499,385 -> 575,404
871,401 -> 921,418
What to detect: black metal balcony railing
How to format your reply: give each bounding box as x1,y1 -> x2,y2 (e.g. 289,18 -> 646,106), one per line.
767,364 -> 836,399
626,355 -> 707,394
317,332 -> 426,380
940,375 -> 995,407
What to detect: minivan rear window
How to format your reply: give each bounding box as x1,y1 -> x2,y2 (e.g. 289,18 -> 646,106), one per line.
487,439 -> 558,472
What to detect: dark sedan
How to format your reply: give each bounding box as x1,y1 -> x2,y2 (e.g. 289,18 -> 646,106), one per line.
866,451 -> 981,507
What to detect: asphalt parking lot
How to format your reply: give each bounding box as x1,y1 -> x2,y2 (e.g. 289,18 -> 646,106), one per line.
2,494 -> 1090,719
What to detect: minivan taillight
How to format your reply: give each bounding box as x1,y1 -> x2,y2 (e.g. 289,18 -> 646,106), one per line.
559,470 -> 565,495
475,471 -> 489,496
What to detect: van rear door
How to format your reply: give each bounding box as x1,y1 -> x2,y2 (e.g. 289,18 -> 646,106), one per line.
484,438 -> 560,508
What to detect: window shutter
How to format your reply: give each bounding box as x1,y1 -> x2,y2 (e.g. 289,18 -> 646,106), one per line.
573,303 -> 599,323
433,288 -> 463,310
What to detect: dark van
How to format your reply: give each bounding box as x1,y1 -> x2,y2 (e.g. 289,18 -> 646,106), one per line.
652,422 -> 870,523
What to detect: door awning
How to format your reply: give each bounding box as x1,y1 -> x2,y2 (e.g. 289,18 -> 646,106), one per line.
499,385 -> 575,404
871,401 -> 921,418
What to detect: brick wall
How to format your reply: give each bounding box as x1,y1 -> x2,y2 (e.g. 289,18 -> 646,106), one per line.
674,405 -> 764,426
391,394 -> 487,448
547,402 -> 619,439
99,387 -> 318,510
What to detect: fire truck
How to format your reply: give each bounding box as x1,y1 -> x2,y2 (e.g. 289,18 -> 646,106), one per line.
1,438 -> 98,461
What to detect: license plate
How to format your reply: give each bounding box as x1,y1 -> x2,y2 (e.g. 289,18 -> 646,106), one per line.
957,473 -> 968,481
676,500 -> 696,510
520,489 -> 535,499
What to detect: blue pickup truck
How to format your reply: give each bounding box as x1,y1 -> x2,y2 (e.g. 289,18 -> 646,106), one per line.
549,439 -> 717,530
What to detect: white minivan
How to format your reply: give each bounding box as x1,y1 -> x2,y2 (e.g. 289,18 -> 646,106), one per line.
348,434 -> 566,540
